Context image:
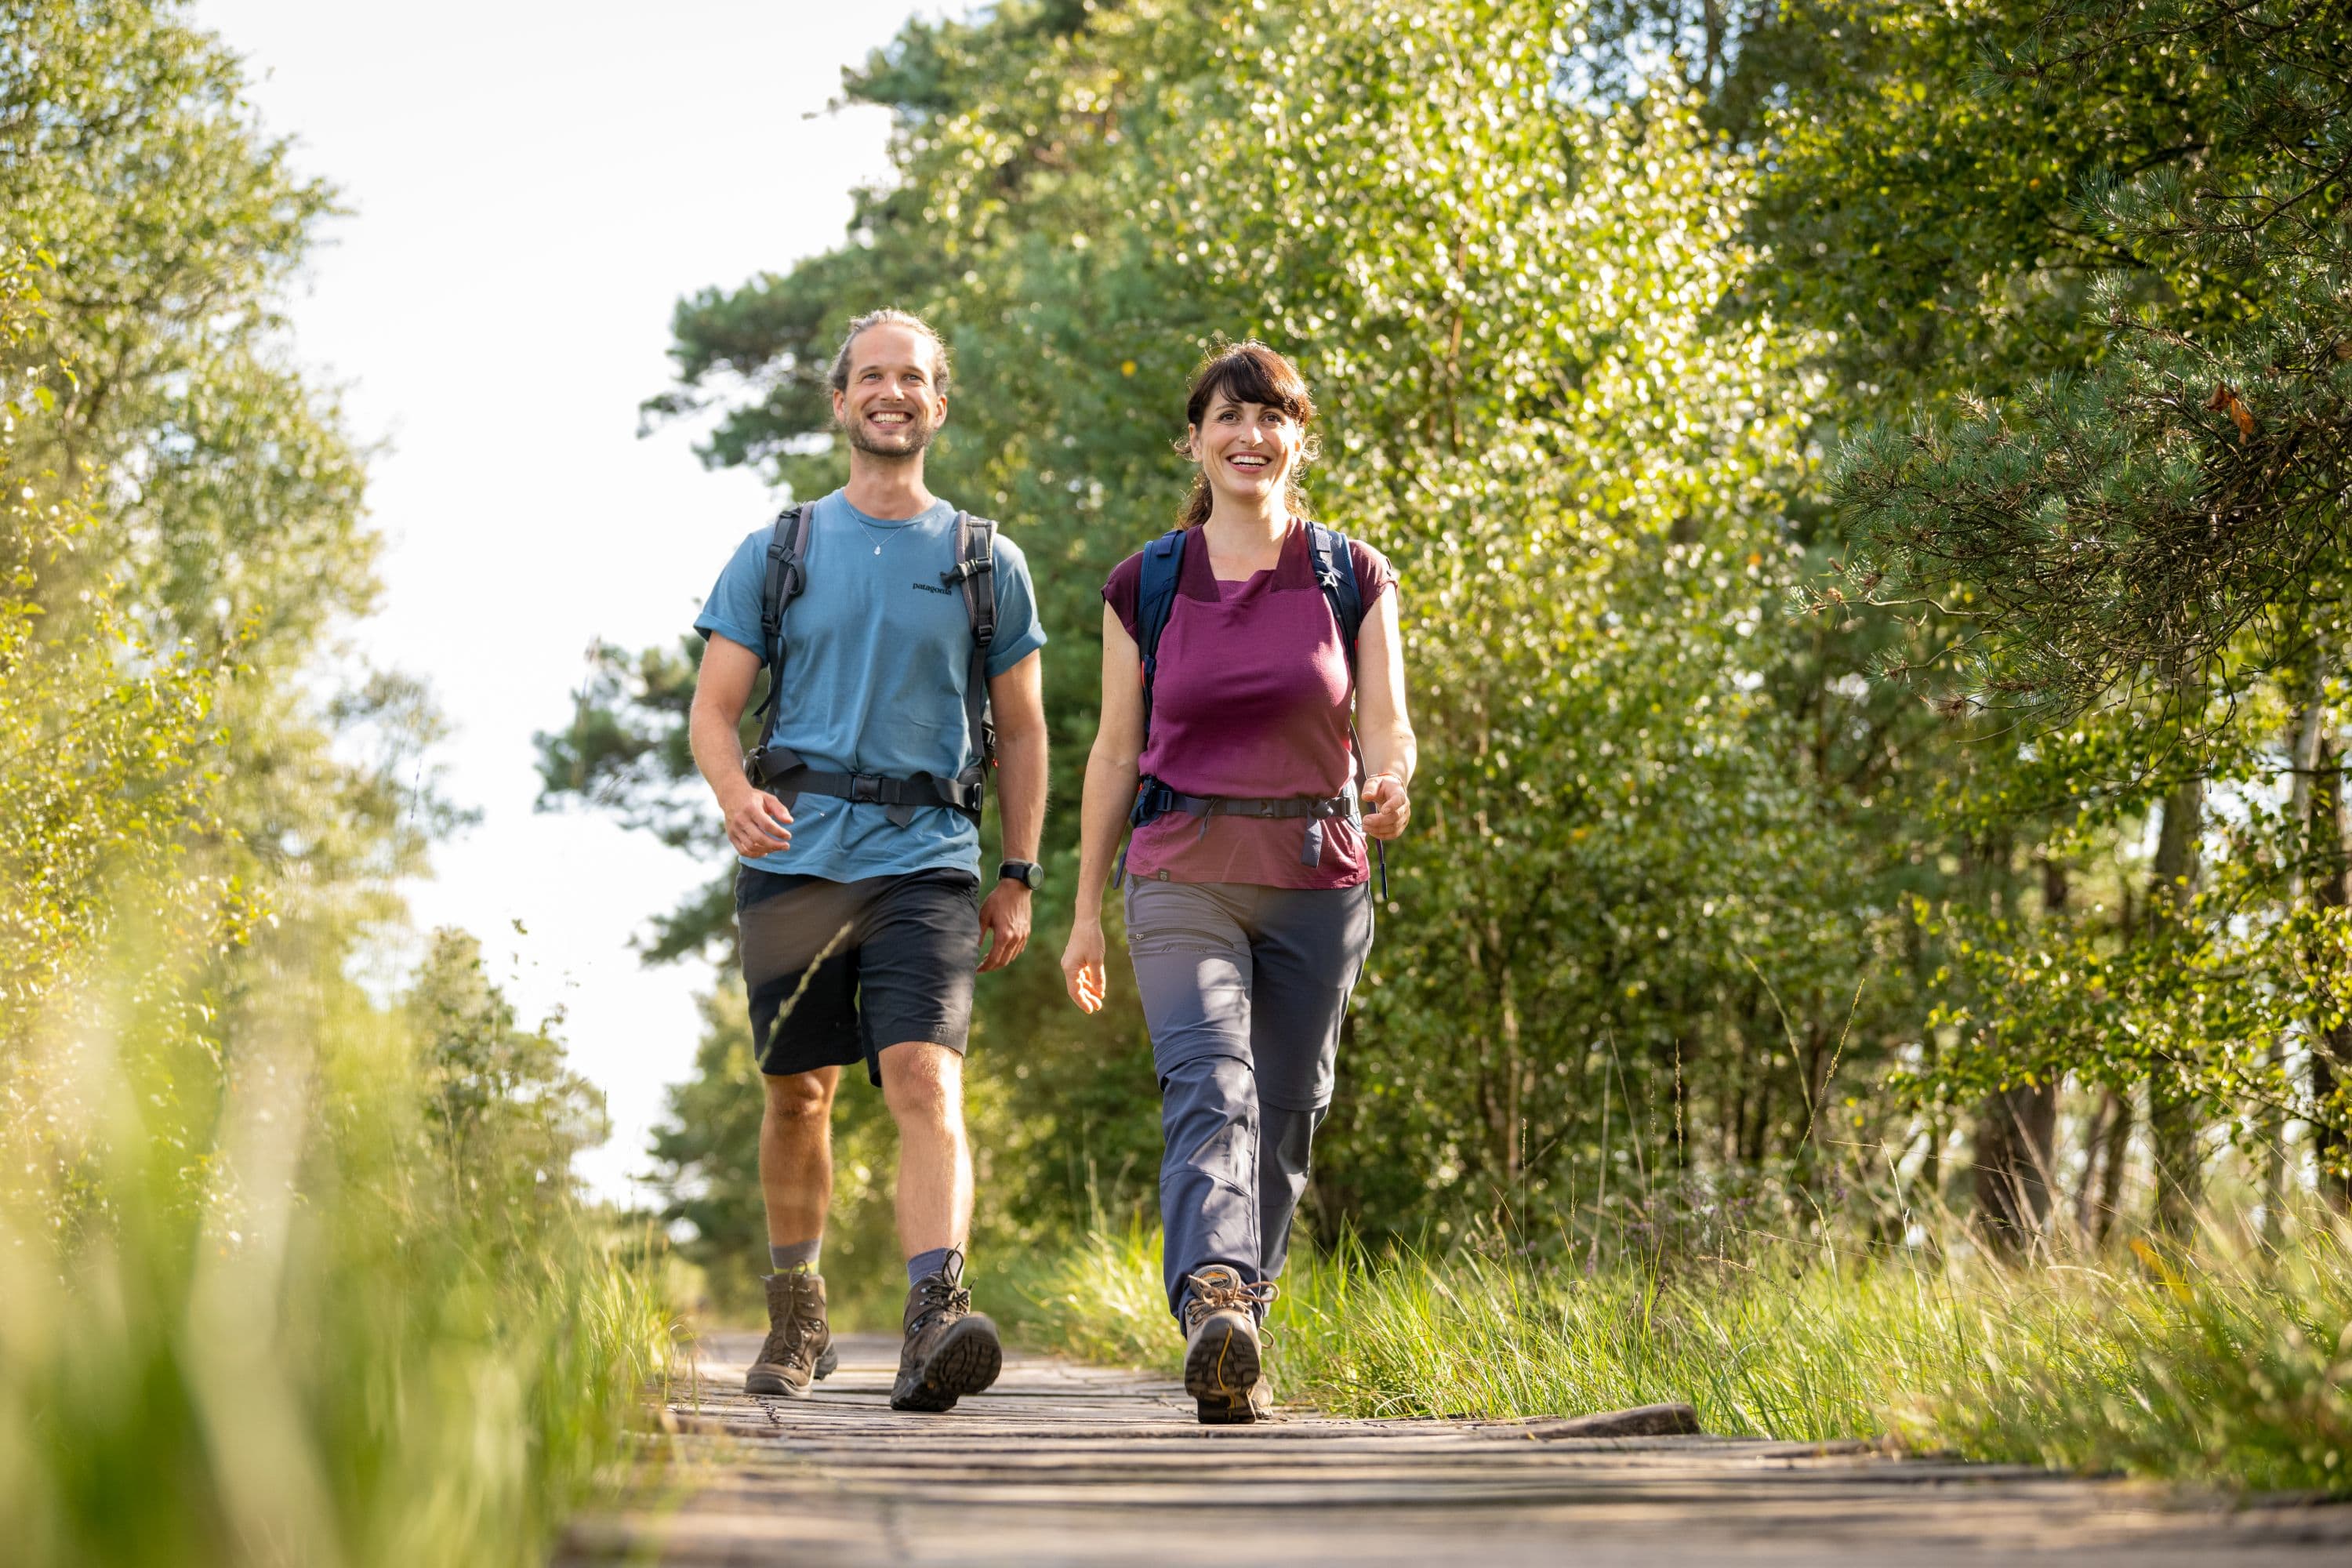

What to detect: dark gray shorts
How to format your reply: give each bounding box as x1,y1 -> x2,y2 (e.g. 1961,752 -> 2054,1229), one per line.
736,866 -> 980,1085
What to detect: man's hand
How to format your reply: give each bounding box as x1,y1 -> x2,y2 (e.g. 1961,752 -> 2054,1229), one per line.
1061,917 -> 1107,1013
977,880 -> 1032,972
1362,773 -> 1411,841
722,784 -> 793,857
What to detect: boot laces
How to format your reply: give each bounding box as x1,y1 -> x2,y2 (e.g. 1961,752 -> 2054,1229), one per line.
910,1272 -> 972,1332
1181,1272 -> 1276,1329
764,1276 -> 824,1364
784,1286 -> 825,1356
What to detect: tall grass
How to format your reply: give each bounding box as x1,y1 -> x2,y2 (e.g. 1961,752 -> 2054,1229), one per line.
1011,1217 -> 2352,1494
0,938 -> 676,1567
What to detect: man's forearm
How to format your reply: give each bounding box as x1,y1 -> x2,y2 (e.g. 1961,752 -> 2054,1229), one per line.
993,724 -> 1047,862
691,701 -> 752,808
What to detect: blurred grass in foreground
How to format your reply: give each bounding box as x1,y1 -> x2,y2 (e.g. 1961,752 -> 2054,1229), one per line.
2,221 -> 676,1566
0,934 -> 677,1568
1008,1215 -> 2352,1495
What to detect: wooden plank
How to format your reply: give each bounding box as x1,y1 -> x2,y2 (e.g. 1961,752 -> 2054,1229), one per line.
1523,1402 -> 1703,1439
558,1330 -> 2352,1566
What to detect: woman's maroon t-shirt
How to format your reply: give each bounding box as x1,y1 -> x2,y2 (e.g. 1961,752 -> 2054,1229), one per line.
1104,523 -> 1396,888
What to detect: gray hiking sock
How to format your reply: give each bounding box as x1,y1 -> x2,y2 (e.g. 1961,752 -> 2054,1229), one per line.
769,1239 -> 821,1274
906,1246 -> 955,1288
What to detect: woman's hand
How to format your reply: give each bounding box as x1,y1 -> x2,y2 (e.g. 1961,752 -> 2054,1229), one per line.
1062,916 -> 1109,1014
1362,773 -> 1411,840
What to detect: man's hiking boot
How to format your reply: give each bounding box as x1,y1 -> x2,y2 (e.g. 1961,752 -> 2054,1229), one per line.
1182,1265 -> 1276,1425
745,1270 -> 838,1398
890,1249 -> 1002,1413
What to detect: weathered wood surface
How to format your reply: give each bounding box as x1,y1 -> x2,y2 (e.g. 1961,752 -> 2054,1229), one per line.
559,1330 -> 2352,1566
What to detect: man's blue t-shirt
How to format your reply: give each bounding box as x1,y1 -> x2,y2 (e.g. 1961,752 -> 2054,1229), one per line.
695,492 -> 1047,883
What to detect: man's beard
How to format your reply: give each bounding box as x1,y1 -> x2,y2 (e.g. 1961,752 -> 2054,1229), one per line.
841,408 -> 938,460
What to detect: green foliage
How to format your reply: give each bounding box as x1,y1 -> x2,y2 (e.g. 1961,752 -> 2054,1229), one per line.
4,0 -> 371,659
3,9 -> 672,1559
1819,0 -> 2352,1195
1751,0 -> 2256,406
2,0 -> 443,938
408,929 -> 612,1218
0,247 -> 249,1063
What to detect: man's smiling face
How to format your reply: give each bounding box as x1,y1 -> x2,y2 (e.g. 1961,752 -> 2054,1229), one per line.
834,322 -> 947,459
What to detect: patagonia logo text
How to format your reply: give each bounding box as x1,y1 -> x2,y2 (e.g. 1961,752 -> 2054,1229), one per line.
910,580 -> 953,594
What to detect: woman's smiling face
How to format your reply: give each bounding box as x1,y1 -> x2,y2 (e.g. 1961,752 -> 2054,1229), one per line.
1189,391 -> 1302,507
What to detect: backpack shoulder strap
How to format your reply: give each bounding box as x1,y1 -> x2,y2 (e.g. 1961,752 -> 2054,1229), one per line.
1308,521 -> 1388,896
945,511 -> 998,779
751,503 -> 812,731
949,511 -> 997,648
1134,527 -> 1189,744
1308,521 -> 1363,673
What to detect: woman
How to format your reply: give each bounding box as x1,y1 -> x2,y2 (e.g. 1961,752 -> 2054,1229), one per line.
1060,341 -> 1415,1425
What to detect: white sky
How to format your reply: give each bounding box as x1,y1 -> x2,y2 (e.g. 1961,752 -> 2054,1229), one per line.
201,1 -> 954,1204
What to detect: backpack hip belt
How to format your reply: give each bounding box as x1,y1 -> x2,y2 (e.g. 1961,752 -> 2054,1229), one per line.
1127,775 -> 1359,868
746,744 -> 985,829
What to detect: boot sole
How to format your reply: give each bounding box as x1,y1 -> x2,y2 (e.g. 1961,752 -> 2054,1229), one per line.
1184,1315 -> 1262,1423
1196,1396 -> 1261,1425
890,1314 -> 1003,1413
744,1341 -> 836,1397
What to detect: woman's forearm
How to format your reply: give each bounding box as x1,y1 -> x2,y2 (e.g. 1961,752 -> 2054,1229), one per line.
1363,720 -> 1417,790
1073,739 -> 1140,922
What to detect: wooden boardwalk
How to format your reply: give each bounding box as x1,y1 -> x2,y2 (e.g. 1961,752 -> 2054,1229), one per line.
561,1330 -> 2352,1566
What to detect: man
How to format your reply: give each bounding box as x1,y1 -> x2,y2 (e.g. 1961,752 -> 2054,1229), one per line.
688,309 -> 1047,1413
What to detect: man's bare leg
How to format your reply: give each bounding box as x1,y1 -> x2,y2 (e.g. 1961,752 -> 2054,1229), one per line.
760,1065 -> 840,1250
877,1042 -> 970,1257
748,1065 -> 841,1398
878,1040 -> 997,1410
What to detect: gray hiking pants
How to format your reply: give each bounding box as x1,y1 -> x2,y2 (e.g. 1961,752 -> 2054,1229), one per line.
1123,877 -> 1375,1319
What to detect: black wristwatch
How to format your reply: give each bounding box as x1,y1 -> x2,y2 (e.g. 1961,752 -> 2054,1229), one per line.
996,859 -> 1044,891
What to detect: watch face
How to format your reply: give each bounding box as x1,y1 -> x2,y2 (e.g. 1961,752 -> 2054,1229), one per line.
1002,860 -> 1041,889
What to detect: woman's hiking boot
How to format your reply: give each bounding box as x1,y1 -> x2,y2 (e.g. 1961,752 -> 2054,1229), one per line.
890,1250 -> 1002,1413
1181,1265 -> 1276,1425
746,1270 -> 838,1397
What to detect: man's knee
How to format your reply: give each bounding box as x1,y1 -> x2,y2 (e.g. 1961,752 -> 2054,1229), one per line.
879,1043 -> 961,1126
762,1068 -> 836,1127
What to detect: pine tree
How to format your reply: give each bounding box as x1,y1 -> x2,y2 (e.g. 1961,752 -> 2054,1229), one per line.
1834,0 -> 2352,1213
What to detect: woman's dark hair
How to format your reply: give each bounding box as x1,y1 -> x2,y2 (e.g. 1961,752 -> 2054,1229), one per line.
1178,340 -> 1317,528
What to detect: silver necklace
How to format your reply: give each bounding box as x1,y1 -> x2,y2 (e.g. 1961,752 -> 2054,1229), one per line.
848,506 -> 920,556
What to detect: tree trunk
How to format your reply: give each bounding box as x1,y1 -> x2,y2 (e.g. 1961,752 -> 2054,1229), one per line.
2308,735 -> 2352,1212
1973,1082 -> 2059,1250
2095,1087 -> 2133,1243
2277,672 -> 2326,1236
2148,775 -> 2205,1238
2074,1087 -> 2125,1240
1973,858 -> 2065,1252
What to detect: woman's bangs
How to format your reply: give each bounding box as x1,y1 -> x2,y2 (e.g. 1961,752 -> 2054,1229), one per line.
1196,347 -> 1312,423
